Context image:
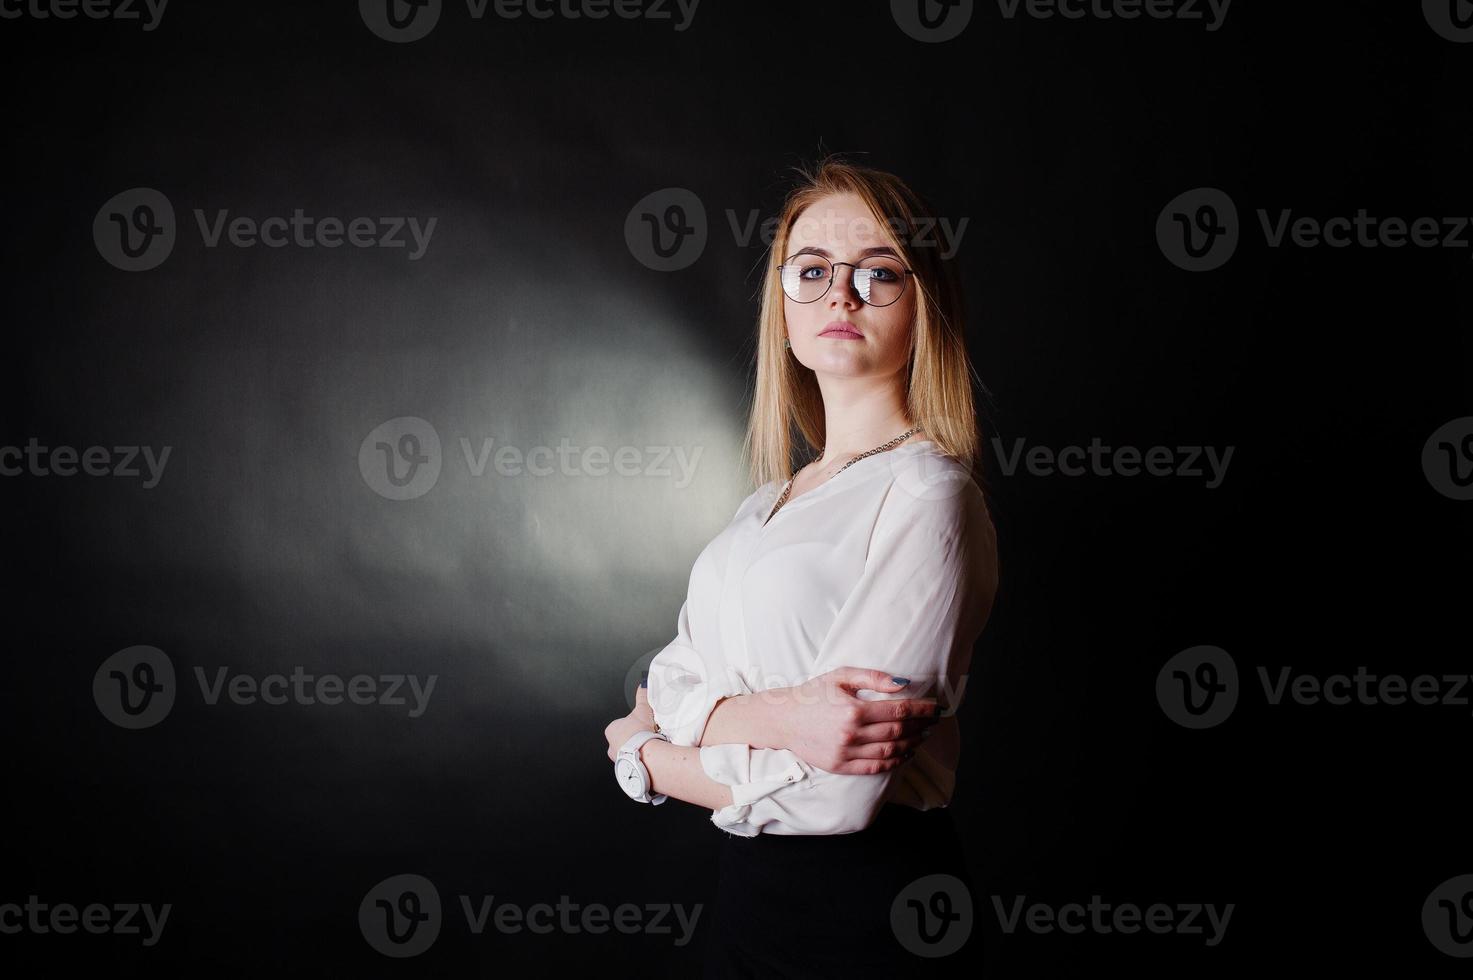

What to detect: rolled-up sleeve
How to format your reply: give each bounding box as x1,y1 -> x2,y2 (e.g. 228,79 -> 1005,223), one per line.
699,476 -> 998,837
646,595 -> 748,748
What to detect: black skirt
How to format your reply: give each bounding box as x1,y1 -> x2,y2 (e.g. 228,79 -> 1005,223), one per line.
702,802 -> 982,978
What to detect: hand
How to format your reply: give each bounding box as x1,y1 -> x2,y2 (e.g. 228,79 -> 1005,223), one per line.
604,683 -> 659,762
770,667 -> 942,775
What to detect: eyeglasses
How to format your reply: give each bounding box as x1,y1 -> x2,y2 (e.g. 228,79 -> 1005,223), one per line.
778,252 -> 915,307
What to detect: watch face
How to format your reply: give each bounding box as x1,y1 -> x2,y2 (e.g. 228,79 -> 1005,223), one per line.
615,758 -> 643,798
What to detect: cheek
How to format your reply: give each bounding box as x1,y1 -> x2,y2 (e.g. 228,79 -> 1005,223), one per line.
784,298 -> 815,323
877,309 -> 914,352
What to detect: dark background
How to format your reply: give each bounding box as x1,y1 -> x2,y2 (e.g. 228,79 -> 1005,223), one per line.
2,0 -> 1470,974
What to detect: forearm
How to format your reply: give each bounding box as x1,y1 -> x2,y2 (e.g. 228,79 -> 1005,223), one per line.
696,691 -> 790,750
641,740 -> 735,810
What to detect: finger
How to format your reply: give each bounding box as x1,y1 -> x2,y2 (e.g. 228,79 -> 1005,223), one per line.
828,752 -> 917,776
850,717 -> 935,746
827,667 -> 918,695
635,680 -> 649,708
843,733 -> 928,762
854,696 -> 940,726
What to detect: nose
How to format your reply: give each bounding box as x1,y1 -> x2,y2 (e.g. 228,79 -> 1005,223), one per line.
826,262 -> 862,307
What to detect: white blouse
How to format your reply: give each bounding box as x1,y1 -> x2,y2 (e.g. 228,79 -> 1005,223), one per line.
645,439 -> 999,837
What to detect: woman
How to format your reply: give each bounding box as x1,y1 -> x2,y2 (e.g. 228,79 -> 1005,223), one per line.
605,156 -> 999,975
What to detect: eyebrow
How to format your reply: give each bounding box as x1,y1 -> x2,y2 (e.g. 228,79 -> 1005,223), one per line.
790,245 -> 900,258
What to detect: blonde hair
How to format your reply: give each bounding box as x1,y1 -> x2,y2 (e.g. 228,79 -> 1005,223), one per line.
741,153 -> 989,492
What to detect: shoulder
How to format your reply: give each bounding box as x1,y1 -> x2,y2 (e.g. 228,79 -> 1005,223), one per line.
873,449 -> 995,554
880,448 -> 987,519
877,451 -> 999,623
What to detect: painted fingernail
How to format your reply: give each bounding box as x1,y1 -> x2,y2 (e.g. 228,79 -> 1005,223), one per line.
639,677 -> 648,688
891,677 -> 910,686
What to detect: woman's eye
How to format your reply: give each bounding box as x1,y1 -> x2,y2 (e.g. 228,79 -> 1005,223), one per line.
800,265 -> 826,279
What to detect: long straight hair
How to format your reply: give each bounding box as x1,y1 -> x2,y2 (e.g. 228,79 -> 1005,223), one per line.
742,154 -> 988,493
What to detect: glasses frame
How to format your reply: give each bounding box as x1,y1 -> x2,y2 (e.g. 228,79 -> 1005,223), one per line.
777,253 -> 916,307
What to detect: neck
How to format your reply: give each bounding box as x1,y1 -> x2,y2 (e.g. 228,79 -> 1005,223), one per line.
814,371 -> 916,462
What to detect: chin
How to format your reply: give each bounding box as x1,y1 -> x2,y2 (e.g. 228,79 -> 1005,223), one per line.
808,357 -> 885,378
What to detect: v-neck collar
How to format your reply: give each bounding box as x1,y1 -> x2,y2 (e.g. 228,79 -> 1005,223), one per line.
761,439 -> 938,528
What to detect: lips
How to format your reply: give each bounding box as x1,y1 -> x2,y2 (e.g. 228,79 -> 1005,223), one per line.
819,321 -> 863,339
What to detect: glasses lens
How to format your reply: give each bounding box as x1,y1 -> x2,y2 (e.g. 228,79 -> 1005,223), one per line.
856,256 -> 908,307
781,254 -> 832,303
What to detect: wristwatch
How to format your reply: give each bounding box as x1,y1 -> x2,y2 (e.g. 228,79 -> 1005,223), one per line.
615,729 -> 671,804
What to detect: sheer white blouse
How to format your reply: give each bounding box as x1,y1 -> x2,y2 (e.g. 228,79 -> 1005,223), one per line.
645,439 -> 999,837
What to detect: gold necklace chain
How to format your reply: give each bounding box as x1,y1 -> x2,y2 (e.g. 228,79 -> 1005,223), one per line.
764,423 -> 925,525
